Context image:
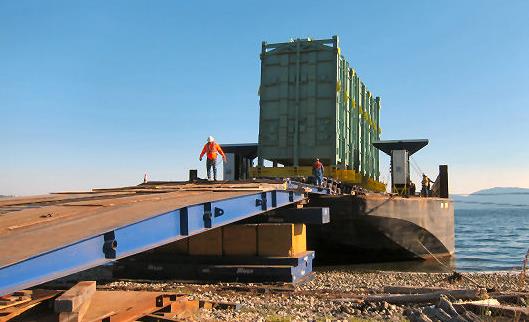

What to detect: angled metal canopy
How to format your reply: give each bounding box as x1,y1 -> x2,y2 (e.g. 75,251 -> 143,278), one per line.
372,139 -> 429,156
221,143 -> 258,159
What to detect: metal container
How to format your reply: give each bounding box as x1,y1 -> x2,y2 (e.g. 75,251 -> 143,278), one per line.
257,36 -> 381,180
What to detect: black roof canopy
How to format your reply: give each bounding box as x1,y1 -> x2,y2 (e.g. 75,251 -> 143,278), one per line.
221,143 -> 258,159
372,139 -> 429,156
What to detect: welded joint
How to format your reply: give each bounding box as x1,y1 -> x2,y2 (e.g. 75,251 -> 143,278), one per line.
102,231 -> 117,259
203,203 -> 212,228
180,207 -> 189,235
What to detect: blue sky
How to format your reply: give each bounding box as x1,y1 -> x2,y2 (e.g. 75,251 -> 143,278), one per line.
1,0 -> 529,195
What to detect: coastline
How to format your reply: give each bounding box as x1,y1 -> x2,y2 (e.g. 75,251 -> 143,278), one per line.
98,269 -> 528,321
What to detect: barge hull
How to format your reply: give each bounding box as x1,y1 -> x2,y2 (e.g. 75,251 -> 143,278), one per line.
307,194 -> 454,263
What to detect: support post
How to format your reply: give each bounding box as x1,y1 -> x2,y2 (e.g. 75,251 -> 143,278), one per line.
439,165 -> 449,198
189,170 -> 198,181
293,39 -> 300,167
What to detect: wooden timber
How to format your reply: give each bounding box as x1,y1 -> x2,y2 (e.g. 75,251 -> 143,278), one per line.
54,281 -> 96,313
383,286 -> 472,294
0,289 -> 60,322
364,288 -> 487,304
453,301 -> 529,320
82,291 -> 165,321
0,290 -> 238,322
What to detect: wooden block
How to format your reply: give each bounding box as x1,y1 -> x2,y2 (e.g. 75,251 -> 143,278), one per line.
222,224 -> 257,256
188,228 -> 222,256
167,299 -> 200,318
155,238 -> 189,255
54,281 -> 96,313
257,223 -> 307,257
200,301 -> 214,309
58,298 -> 92,322
293,223 -> 306,255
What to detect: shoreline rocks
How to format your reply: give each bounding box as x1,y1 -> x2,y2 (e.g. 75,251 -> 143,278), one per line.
100,269 -> 528,321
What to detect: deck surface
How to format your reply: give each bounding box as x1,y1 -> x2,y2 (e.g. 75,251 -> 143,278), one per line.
0,182 -> 285,268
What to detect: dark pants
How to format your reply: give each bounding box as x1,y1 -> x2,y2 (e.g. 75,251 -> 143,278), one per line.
206,158 -> 217,181
313,169 -> 323,186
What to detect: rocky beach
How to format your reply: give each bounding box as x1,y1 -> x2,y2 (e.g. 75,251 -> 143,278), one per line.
99,267 -> 529,321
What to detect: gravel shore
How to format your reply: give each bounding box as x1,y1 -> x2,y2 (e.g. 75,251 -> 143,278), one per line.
100,267 -> 528,321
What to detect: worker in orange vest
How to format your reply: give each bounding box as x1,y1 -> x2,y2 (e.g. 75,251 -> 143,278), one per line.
199,136 -> 226,181
312,158 -> 324,186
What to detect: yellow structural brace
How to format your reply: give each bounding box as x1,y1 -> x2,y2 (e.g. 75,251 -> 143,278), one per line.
250,166 -> 312,178
249,167 -> 386,193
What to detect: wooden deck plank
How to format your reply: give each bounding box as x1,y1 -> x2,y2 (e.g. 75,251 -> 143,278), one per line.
0,192 -> 135,208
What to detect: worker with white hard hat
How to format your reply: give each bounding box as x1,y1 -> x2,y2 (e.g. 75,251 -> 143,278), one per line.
199,136 -> 226,181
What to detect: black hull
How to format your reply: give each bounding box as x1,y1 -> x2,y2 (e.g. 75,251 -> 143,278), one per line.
307,194 -> 455,264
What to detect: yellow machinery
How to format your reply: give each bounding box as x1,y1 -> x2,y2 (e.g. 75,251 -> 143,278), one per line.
249,166 -> 386,192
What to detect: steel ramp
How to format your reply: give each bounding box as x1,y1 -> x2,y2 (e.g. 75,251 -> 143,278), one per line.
0,184 -> 303,296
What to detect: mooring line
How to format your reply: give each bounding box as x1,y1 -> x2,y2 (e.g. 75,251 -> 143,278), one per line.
417,240 -> 484,290
519,248 -> 529,289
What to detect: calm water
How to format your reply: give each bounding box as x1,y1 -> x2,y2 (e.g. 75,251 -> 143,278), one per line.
455,207 -> 529,271
327,207 -> 529,273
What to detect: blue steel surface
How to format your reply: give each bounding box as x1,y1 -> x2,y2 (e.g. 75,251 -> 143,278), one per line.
115,251 -> 315,283
122,250 -> 315,266
291,251 -> 315,283
0,190 -> 303,296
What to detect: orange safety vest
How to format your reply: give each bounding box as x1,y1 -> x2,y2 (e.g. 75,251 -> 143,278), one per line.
313,160 -> 323,170
200,142 -> 225,160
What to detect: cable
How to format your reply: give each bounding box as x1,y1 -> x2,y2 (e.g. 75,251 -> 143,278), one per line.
410,155 -> 424,176
409,161 -> 422,179
418,240 -> 485,290
409,156 -> 428,186
519,248 -> 529,289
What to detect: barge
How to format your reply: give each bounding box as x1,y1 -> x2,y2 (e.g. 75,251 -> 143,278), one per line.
307,193 -> 454,263
224,36 -> 455,262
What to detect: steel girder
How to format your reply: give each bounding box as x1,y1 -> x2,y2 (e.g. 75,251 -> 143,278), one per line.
0,190 -> 303,296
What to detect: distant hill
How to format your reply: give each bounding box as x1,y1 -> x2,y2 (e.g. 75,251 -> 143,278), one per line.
452,187 -> 529,209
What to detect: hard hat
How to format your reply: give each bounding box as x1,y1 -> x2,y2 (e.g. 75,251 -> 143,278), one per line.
207,136 -> 215,143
